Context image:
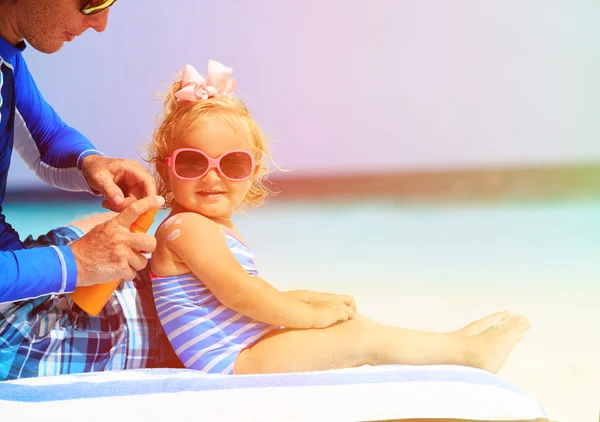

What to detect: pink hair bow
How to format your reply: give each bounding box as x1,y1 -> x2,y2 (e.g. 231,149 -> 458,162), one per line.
175,60 -> 236,102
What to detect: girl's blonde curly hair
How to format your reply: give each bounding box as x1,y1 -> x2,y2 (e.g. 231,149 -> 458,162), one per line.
143,74 -> 273,210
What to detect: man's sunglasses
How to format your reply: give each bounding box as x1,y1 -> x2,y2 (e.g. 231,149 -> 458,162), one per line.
80,0 -> 119,16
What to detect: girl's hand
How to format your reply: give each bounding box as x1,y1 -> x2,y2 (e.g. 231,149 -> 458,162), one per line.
302,291 -> 357,313
321,293 -> 356,313
310,301 -> 356,329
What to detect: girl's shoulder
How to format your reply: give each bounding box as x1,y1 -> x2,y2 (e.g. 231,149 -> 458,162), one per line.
151,212 -> 224,276
155,212 -> 217,238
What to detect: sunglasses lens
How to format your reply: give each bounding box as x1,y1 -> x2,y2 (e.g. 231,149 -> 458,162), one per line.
81,0 -> 116,15
220,152 -> 253,180
174,150 -> 209,178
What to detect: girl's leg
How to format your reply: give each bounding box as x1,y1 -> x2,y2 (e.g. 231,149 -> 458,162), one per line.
234,314 -> 529,375
355,311 -> 511,336
451,311 -> 511,336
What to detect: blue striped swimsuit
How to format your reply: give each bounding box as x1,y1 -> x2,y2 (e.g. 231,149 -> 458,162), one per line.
151,229 -> 278,374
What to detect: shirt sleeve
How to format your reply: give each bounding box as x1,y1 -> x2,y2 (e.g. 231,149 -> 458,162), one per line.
11,52 -> 104,193
0,245 -> 78,304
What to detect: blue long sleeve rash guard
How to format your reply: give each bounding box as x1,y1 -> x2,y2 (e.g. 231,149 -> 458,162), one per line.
0,37 -> 102,304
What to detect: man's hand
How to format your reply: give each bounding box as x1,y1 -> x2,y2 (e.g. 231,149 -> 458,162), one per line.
81,155 -> 156,212
69,196 -> 164,287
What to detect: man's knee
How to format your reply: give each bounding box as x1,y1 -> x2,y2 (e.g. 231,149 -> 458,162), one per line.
68,212 -> 117,234
23,226 -> 83,248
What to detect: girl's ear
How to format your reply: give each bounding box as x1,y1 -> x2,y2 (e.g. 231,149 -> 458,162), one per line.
253,164 -> 260,175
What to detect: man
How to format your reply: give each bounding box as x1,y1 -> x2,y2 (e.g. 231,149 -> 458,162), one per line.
0,0 -> 176,380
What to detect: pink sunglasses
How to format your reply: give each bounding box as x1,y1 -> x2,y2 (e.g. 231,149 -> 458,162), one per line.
165,148 -> 255,181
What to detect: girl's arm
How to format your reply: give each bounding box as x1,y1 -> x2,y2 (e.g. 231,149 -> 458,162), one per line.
161,213 -> 350,328
284,290 -> 357,312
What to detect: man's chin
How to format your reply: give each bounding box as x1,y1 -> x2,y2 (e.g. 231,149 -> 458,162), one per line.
28,39 -> 65,54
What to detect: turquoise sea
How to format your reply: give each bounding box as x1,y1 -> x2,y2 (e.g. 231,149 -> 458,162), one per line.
4,198 -> 598,294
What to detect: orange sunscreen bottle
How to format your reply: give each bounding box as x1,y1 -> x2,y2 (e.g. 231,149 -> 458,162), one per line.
70,208 -> 158,316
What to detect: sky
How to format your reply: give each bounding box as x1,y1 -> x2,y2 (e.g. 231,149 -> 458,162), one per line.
7,0 -> 600,189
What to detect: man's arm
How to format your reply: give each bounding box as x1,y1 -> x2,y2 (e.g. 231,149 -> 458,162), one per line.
12,53 -> 102,193
0,246 -> 77,304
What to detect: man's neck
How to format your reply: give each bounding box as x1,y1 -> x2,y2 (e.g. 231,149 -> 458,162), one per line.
0,2 -> 23,46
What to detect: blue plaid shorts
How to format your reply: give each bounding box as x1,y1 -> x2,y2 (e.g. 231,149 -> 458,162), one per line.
0,226 -> 181,381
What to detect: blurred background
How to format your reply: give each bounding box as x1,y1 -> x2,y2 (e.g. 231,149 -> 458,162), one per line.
4,1 -> 599,420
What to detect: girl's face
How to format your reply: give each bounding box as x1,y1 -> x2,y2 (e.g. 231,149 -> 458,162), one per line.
167,118 -> 256,221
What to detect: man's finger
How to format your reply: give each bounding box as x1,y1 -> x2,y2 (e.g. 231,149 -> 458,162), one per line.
101,198 -> 126,212
102,195 -> 138,212
128,232 -> 157,254
126,250 -> 149,272
96,174 -> 125,208
121,163 -> 157,198
132,164 -> 157,197
116,195 -> 164,228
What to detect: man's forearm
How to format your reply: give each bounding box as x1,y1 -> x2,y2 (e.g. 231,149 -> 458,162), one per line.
13,53 -> 103,193
0,246 -> 78,304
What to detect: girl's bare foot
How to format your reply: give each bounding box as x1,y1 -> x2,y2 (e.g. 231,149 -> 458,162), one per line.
453,311 -> 511,336
467,314 -> 530,374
